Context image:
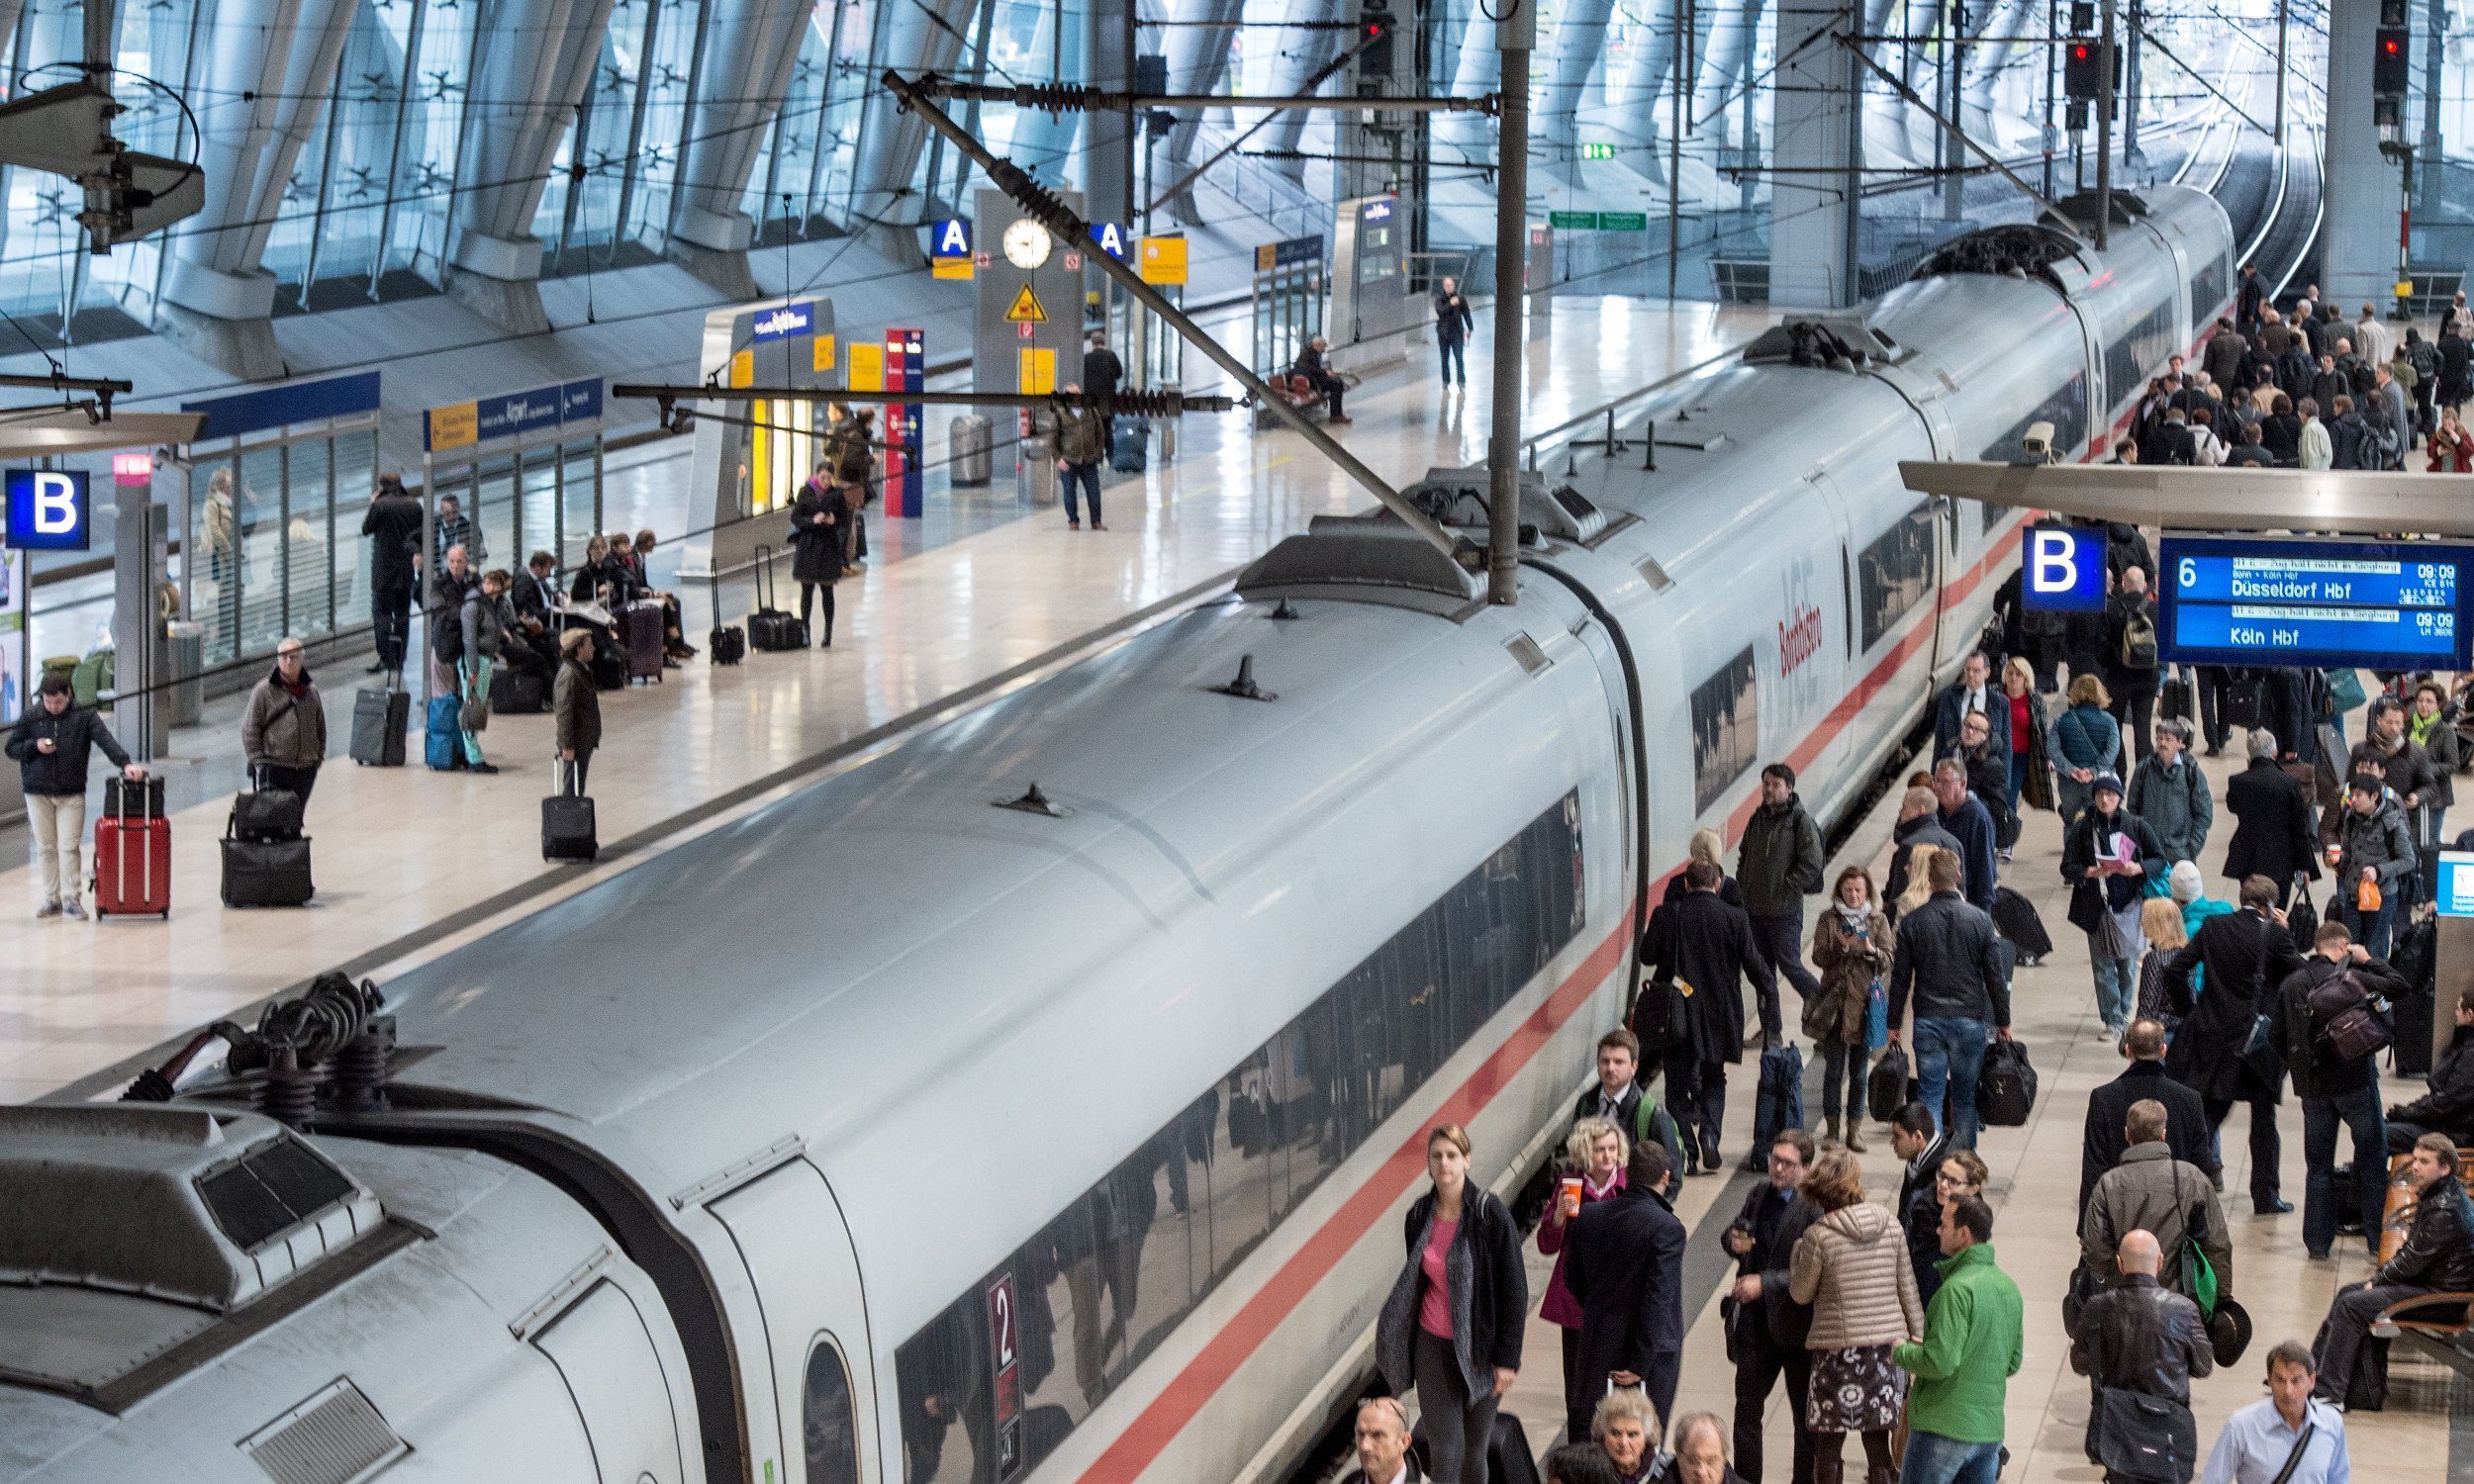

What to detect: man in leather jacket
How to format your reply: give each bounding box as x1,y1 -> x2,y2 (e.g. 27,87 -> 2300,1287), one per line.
2072,1231 -> 2213,1479
2312,1132 -> 2474,1406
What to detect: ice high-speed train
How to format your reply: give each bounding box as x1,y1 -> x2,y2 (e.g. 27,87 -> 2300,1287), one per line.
0,187 -> 2230,1484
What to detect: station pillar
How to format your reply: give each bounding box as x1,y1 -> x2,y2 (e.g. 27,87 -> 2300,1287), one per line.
1767,0 -> 1861,307
2322,0 -> 2405,307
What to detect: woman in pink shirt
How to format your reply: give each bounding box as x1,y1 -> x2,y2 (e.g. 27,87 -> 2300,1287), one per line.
1539,1118 -> 1629,1444
1376,1124 -> 1529,1483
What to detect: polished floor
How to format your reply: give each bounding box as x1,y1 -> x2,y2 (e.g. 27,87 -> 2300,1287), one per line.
1491,736 -> 2466,1484
3,296 -> 1772,1106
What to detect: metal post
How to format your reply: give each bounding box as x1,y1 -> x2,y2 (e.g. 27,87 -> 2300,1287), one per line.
1668,0 -> 1688,300
2042,0 -> 2055,197
2121,0 -> 2140,181
1490,11 -> 1531,604
2272,0 -> 2285,145
2094,0 -> 2113,250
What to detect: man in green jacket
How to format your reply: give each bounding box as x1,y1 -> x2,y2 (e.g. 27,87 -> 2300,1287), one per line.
1892,1195 -> 2024,1484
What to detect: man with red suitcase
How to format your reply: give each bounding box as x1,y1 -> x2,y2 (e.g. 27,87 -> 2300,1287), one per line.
6,671 -> 145,919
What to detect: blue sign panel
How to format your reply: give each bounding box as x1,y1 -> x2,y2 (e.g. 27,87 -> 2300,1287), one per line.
2159,536 -> 2474,671
475,385 -> 563,442
749,301 -> 814,341
3,469 -> 90,550
1088,222 -> 1130,259
183,371 -> 382,441
2022,524 -> 2109,613
2437,852 -> 2474,917
1271,233 -> 1325,267
560,377 -> 604,423
929,218 -> 972,258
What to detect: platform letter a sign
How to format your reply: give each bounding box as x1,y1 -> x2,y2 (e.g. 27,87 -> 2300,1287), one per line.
31,473 -> 77,536
2032,530 -> 2076,595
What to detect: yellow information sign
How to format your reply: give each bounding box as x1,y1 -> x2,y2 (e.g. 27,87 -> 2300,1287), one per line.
729,349 -> 754,388
811,333 -> 836,374
427,401 -> 478,453
1140,236 -> 1189,285
1017,347 -> 1057,396
932,258 -> 975,281
847,342 -> 886,393
1004,285 -> 1049,323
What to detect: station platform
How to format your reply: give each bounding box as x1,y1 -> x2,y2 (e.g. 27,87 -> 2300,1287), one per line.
1481,733 -> 2467,1484
2,296 -> 1771,1106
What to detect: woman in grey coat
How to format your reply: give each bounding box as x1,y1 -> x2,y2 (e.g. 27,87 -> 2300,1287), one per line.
455,569 -> 515,773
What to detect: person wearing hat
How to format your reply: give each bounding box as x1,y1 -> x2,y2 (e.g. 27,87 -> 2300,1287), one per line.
6,670 -> 145,919
2070,1230 -> 2212,1483
2332,769 -> 2417,959
2061,770 -> 2166,1040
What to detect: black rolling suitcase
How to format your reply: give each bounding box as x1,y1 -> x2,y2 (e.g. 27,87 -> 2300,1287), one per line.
1990,885 -> 2053,964
1868,1044 -> 1911,1123
231,768 -> 305,844
708,572 -> 745,665
489,667 -> 549,713
542,762 -> 598,863
746,545 -> 808,652
221,811 -> 314,907
350,684 -> 409,767
1975,1037 -> 2039,1126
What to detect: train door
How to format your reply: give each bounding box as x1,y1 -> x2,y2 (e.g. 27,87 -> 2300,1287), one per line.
708,1159 -> 877,1484
530,1278 -> 691,1484
1568,613 -> 1641,927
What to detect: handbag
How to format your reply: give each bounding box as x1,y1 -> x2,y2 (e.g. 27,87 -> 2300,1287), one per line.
2328,668 -> 2368,712
1864,977 -> 1889,1051
2094,1387 -> 2199,1483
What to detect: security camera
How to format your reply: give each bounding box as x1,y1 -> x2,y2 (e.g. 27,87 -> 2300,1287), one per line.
2020,420 -> 2057,464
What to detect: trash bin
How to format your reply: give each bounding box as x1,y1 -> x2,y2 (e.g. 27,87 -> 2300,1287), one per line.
1019,411 -> 1057,507
165,621 -> 204,728
949,414 -> 994,486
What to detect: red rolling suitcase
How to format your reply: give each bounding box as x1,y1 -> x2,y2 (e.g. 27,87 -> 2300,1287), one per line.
94,792 -> 171,918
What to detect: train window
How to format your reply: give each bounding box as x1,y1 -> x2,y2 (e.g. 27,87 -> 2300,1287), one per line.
892,794 -> 1586,1483
2102,303 -> 2177,417
1856,502 -> 1936,651
1978,371 -> 2087,466
1840,548 -> 1854,660
2190,252 -> 2230,324
804,1340 -> 861,1484
1688,646 -> 1759,815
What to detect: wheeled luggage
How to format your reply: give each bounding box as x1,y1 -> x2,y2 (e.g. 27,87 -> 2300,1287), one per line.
708,571 -> 745,665
1990,884 -> 2053,964
949,414 -> 995,485
350,686 -> 409,767
425,693 -> 465,771
1867,1044 -> 1911,1123
104,774 -> 165,817
1412,1410 -> 1539,1484
747,544 -> 808,651
542,761 -> 598,863
1751,1040 -> 1805,1158
1109,415 -> 1150,473
220,814 -> 314,907
622,601 -> 666,683
2159,674 -> 2192,722
489,667 -> 549,713
93,794 -> 170,918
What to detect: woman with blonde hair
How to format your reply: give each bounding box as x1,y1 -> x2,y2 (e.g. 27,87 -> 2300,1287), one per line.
1808,865 -> 1891,1147
1378,1124 -> 1526,1483
1790,1148 -> 1924,1484
2047,672 -> 2121,825
1662,826 -> 1745,909
1895,845 -> 1942,921
2133,893 -> 2189,1029
1539,1117 -> 1629,1443
2001,655 -> 2055,849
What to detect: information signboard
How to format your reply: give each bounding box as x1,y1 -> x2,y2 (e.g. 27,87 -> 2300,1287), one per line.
2022,524 -> 2108,612
2437,851 -> 2474,918
2158,535 -> 2474,671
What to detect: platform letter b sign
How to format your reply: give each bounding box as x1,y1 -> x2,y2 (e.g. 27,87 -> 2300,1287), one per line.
2024,524 -> 2103,613
4,467 -> 89,550
2032,529 -> 2076,594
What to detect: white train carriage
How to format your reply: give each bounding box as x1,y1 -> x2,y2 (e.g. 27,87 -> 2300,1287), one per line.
0,188 -> 2230,1484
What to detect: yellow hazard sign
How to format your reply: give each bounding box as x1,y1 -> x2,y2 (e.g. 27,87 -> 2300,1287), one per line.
1004,285 -> 1048,323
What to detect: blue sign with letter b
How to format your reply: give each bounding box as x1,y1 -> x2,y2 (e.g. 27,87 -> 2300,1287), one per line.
4,468 -> 89,550
2023,524 -> 2106,613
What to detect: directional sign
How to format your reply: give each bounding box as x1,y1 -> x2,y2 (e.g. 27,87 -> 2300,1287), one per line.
2023,524 -> 2108,612
1581,142 -> 1616,159
1549,210 -> 1599,230
1139,235 -> 1189,285
3,469 -> 88,550
1599,211 -> 1649,231
2158,535 -> 2474,671
2437,852 -> 2474,917
1004,285 -> 1048,323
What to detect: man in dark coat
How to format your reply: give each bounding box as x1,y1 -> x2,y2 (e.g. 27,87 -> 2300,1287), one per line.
2163,875 -> 2309,1215
1932,757 -> 2002,915
1640,860 -> 1778,1171
1885,786 -> 1963,913
1737,764 -> 1826,1045
2268,919 -> 2409,1256
2203,319 -> 2249,389
1573,1027 -> 1686,1178
1890,1103 -> 1951,1301
1933,651 -> 2009,758
1722,1130 -> 1819,1484
2081,1018 -> 2214,1210
1885,848 -> 2012,1151
1565,1141 -> 1688,1426
2223,729 -> 2317,907
1083,330 -> 1123,459
2069,1230 -> 2213,1476
2390,986 -> 2474,1150
1433,275 -> 1475,387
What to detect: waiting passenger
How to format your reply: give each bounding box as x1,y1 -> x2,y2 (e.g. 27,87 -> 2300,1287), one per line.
1671,1410 -> 1752,1484
553,628 -> 603,794
2328,395 -> 2370,470
1722,1129 -> 1820,1484
1339,1397 -> 1421,1484
240,636 -> 327,806
2389,985 -> 2474,1151
1542,1115 -> 1632,1442
1376,1123 -> 1526,1484
1592,1388 -> 1664,1484
7,671 -> 144,920
2258,393 -> 2302,463
2140,408 -> 2197,466
427,542 -> 475,698
1808,867 -> 1892,1149
1889,1104 -> 1948,1300
2188,406 -> 2226,466
1951,713 -> 2014,857
2129,718 -> 2213,865
2432,406 -> 2474,470
2270,919 -> 2407,1257
510,551 -> 561,649
2062,771 -> 2165,1039
2332,773 -> 2417,958
1567,1143 -> 1685,1428
631,530 -> 696,664
1932,651 -> 2006,761
1573,1027 -> 1684,1175
1665,827 -> 1746,909
2224,420 -> 2274,467
2048,675 -> 2122,827
432,490 -> 483,567
2104,568 -> 2163,766
1884,788 -> 1961,914
1294,336 -> 1351,423
1789,1147 -> 1923,1484
1434,277 -> 1475,388
1737,762 -> 1825,1048
1923,1152 -> 1989,1308
2297,397 -> 2332,469
2310,1132 -> 2474,1409
1049,384 -> 1109,531
2083,1018 -> 2214,1211
455,568 -> 515,774
790,455 -> 855,647
569,533 -> 627,608
1930,758 -> 1999,917
361,471 -> 423,676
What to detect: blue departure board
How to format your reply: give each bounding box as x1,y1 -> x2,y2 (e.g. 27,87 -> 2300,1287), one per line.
2158,536 -> 2474,671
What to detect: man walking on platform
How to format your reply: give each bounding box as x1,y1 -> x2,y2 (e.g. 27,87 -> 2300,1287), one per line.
1724,1130 -> 1820,1484
1435,276 -> 1475,387
2164,875 -> 2307,1216
1641,860 -> 1778,1171
2072,1231 -> 2213,1483
1566,1141 -> 1688,1426
1884,851 -> 2011,1151
1738,763 -> 1825,1046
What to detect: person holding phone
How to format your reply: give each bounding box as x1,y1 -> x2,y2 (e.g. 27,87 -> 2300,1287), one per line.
7,671 -> 143,919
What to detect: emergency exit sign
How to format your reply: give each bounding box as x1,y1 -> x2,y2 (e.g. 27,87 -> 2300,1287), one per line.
1581,142 -> 1615,160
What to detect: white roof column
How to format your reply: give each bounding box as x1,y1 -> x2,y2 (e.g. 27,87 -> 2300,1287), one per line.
1543,0 -> 1620,186
849,0 -> 977,262
1156,0 -> 1246,223
2321,0 -> 2405,305
154,0 -> 358,380
1767,0 -> 1859,306
666,0 -> 812,294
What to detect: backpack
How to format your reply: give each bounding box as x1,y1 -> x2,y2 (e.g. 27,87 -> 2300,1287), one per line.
2120,605 -> 2159,670
2277,345 -> 2315,398
2307,967 -> 2395,1063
